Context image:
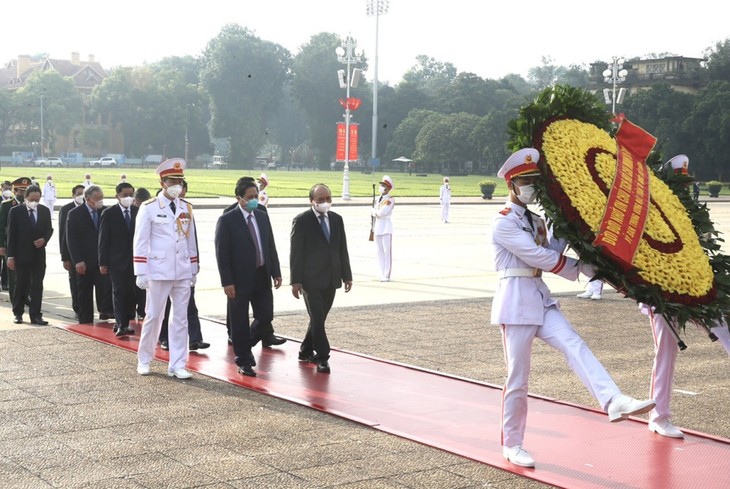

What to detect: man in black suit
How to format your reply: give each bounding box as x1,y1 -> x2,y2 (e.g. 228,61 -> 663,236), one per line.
6,185 -> 53,325
215,178 -> 282,377
222,176 -> 286,348
66,185 -> 113,324
98,182 -> 138,337
290,183 -> 353,373
0,177 -> 32,305
58,184 -> 85,319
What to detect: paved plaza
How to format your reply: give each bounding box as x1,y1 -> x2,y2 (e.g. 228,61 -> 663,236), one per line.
0,197 -> 729,488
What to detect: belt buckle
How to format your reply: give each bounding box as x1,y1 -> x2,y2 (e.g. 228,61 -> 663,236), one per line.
532,269 -> 542,277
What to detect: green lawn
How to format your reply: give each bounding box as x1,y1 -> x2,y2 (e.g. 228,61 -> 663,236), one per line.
14,167 -> 508,199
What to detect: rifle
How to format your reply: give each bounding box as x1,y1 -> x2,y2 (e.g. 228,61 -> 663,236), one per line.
369,183 -> 376,241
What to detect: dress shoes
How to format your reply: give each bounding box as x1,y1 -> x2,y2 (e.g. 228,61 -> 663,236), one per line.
247,351 -> 257,367
30,317 -> 49,326
576,291 -> 593,298
137,363 -> 151,376
590,293 -> 602,300
13,316 -> 22,324
503,445 -> 535,468
607,394 -> 656,422
649,419 -> 685,438
189,340 -> 210,350
262,335 -> 287,347
168,368 -> 193,379
115,326 -> 133,337
316,360 -> 331,373
98,313 -> 114,320
298,352 -> 317,363
160,341 -> 169,351
238,364 -> 257,377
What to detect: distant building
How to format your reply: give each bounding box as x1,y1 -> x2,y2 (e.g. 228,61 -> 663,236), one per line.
589,55 -> 708,96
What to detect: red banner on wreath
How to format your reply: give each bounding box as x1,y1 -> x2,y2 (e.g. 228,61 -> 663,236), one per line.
593,116 -> 655,266
335,122 -> 358,162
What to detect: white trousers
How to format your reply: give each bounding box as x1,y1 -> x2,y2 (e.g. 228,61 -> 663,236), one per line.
500,306 -> 620,447
711,323 -> 730,355
137,279 -> 190,372
648,312 -> 679,423
375,234 -> 392,280
43,200 -> 55,219
441,202 -> 450,222
587,280 -> 603,295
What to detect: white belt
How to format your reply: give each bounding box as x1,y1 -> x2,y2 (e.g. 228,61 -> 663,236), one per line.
499,268 -> 543,279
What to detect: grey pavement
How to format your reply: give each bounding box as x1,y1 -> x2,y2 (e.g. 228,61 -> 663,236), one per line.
1,200 -> 729,488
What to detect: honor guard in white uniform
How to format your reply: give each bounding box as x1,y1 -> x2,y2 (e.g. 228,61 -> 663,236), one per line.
42,175 -> 57,219
577,279 -> 603,299
492,148 -> 655,468
439,177 -> 451,223
639,154 -> 730,439
372,175 -> 394,282
257,173 -> 269,207
134,158 -> 199,379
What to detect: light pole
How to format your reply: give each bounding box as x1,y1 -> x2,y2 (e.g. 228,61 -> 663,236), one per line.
184,104 -> 192,163
40,95 -> 44,158
366,0 -> 389,172
602,56 -> 628,115
336,35 -> 362,200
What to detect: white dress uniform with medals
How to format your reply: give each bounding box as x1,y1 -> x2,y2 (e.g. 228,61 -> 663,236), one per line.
134,158 -> 199,376
258,173 -> 269,207
491,149 -> 653,465
372,175 -> 395,281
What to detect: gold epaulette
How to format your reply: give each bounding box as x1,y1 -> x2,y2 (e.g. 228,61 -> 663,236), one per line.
499,207 -> 512,215
142,197 -> 156,205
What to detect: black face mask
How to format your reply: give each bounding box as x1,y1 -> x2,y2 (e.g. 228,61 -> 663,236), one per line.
15,194 -> 24,203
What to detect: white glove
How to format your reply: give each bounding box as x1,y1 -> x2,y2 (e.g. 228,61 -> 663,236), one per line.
579,262 -> 597,279
191,274 -> 197,287
136,274 -> 149,290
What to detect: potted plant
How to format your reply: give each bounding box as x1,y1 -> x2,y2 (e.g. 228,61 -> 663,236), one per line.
479,179 -> 497,199
707,181 -> 722,198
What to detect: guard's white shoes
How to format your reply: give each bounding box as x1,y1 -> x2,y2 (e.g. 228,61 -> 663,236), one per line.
137,363 -> 151,376
590,293 -> 602,300
576,291 -> 593,298
607,394 -> 656,422
502,445 -> 535,468
649,419 -> 685,438
168,368 -> 193,379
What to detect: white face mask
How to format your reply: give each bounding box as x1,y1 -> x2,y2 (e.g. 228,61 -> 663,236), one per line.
166,184 -> 183,199
313,202 -> 331,214
74,195 -> 85,205
516,184 -> 537,205
94,199 -> 104,210
379,185 -> 387,194
26,201 -> 39,210
2,190 -> 11,199
119,196 -> 134,208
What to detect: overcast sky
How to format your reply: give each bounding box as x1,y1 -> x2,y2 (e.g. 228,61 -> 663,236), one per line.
4,1 -> 728,84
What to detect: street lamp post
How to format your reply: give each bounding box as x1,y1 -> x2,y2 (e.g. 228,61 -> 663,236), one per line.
366,0 -> 389,172
40,95 -> 44,158
602,56 -> 628,115
336,35 -> 362,201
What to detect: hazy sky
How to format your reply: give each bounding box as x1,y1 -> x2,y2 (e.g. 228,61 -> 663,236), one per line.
4,1 -> 728,84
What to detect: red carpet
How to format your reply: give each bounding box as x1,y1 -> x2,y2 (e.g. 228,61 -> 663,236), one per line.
59,319 -> 730,489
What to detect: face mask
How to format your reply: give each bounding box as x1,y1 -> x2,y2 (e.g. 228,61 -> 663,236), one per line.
516,184 -> 537,205
119,196 -> 134,208
2,190 -> 11,199
379,185 -> 387,194
94,199 -> 104,210
74,195 -> 85,205
15,194 -> 24,203
26,201 -> 38,210
166,184 -> 183,199
313,202 -> 331,214
245,198 -> 259,211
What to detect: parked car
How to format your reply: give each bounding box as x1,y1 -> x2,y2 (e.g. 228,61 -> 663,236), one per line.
89,157 -> 118,167
33,157 -> 64,167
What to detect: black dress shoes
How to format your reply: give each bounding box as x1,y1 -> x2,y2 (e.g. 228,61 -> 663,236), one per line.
115,326 -> 134,337
262,335 -> 287,347
160,341 -> 169,351
30,317 -> 49,326
247,351 -> 257,367
13,316 -> 22,324
99,313 -> 114,320
238,364 -> 256,377
316,360 -> 331,374
298,351 -> 317,363
189,340 -> 210,350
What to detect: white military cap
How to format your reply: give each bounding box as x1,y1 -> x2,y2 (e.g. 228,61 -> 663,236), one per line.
380,175 -> 394,190
258,173 -> 269,185
666,154 -> 689,175
497,148 -> 540,182
156,158 -> 186,179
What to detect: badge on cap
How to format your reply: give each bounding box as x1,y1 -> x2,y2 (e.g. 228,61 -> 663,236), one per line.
156,158 -> 186,179
497,148 -> 540,182
665,154 -> 689,175
11,177 -> 31,190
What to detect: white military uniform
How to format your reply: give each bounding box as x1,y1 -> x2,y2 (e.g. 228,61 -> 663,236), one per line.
134,164 -> 199,374
439,180 -> 451,223
372,176 -> 395,281
258,174 -> 269,207
42,179 -> 57,219
492,150 -> 623,450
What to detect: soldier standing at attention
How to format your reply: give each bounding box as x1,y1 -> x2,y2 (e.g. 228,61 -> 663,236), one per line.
134,158 -> 199,379
257,173 -> 270,207
372,175 -> 395,282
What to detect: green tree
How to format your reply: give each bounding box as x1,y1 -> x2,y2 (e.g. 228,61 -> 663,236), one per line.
705,38 -> 730,82
200,24 -> 290,167
685,81 -> 730,180
384,109 -> 439,163
413,112 -> 481,173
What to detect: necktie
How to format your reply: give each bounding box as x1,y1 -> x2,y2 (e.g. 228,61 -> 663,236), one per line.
525,211 -> 534,231
319,214 -> 330,242
124,209 -> 131,229
169,201 -> 176,214
92,210 -> 98,230
29,209 -> 36,228
247,214 -> 264,267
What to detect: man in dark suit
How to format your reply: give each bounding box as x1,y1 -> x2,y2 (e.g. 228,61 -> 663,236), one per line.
6,185 -> 53,325
58,184 -> 86,319
215,178 -> 282,377
290,183 -> 353,373
66,185 -> 113,324
222,176 -> 286,348
0,177 -> 32,305
98,182 -> 138,337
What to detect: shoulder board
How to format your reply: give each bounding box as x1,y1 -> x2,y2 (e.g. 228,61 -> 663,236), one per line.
499,207 -> 512,215
142,197 -> 156,205
180,198 -> 192,208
